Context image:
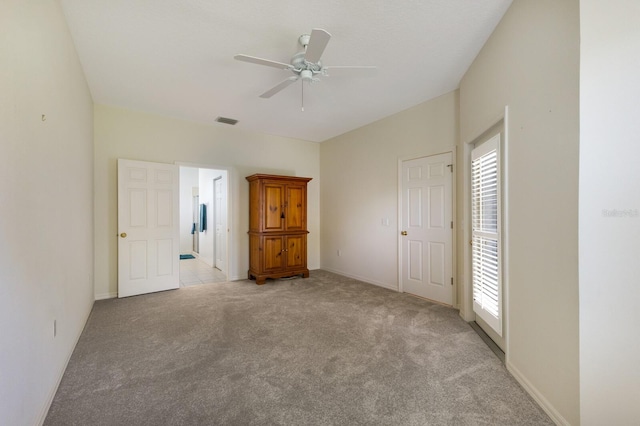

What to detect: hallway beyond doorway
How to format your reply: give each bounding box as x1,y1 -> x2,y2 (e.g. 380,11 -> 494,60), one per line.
179,257 -> 226,287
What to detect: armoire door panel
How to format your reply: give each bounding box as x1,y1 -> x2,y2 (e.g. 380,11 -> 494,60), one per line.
263,236 -> 284,271
263,183 -> 284,231
285,185 -> 305,230
286,235 -> 305,269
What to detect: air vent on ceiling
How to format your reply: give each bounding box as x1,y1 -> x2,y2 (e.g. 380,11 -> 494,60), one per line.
215,116 -> 238,125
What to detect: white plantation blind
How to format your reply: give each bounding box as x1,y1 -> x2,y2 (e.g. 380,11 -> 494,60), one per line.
471,134 -> 502,336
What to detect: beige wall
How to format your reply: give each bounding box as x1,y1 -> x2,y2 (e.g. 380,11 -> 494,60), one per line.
0,1 -> 94,424
459,0 -> 579,424
2,2 -> 607,423
580,1 -> 640,423
320,91 -> 459,290
94,105 -> 320,298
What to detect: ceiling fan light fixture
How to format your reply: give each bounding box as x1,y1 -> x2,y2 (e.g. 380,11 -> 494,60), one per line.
300,70 -> 314,82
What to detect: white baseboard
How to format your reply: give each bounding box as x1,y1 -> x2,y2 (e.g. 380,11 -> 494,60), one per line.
320,267 -> 399,291
94,291 -> 117,300
37,301 -> 94,425
506,361 -> 570,426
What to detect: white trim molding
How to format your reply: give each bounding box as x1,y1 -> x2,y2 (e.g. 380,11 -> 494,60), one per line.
94,292 -> 117,300
322,266 -> 399,292
507,361 -> 570,426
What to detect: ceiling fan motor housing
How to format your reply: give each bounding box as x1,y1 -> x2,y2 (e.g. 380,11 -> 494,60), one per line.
290,51 -> 322,73
300,70 -> 314,82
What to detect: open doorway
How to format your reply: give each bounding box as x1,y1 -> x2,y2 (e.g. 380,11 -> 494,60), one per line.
179,166 -> 229,286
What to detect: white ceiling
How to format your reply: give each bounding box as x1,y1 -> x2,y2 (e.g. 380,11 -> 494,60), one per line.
60,0 -> 512,143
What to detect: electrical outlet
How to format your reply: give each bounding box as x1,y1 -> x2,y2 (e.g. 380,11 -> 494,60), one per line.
53,319 -> 57,337
337,249 -> 342,257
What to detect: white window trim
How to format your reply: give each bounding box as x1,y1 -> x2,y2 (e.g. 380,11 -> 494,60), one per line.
460,106 -> 510,359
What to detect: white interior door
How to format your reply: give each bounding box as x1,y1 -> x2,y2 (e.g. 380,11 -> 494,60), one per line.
213,177 -> 226,273
192,194 -> 199,253
401,152 -> 453,305
118,159 -> 179,298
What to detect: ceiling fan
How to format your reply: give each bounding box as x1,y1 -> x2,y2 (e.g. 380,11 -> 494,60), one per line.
234,29 -> 376,106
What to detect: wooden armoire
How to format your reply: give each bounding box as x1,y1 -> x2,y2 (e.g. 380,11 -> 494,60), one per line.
246,174 -> 312,284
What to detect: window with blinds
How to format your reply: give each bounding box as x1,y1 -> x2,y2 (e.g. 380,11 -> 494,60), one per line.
471,134 -> 502,336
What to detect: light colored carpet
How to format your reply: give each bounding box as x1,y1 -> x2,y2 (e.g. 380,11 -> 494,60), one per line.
45,270 -> 552,425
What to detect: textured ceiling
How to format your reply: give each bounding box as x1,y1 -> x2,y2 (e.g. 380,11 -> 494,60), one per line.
60,0 -> 512,142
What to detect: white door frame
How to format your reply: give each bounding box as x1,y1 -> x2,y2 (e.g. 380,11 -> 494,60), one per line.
397,148 -> 457,307
460,106 -> 510,355
176,162 -> 235,280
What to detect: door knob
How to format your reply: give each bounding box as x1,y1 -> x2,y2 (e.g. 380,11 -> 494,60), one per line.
401,231 -> 408,236
120,233 -> 127,238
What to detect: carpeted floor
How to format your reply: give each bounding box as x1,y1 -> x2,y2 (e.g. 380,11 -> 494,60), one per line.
44,270 -> 552,425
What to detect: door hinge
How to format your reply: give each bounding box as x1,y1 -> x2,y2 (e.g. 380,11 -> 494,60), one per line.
447,164 -> 453,173
450,221 -> 453,229
451,277 -> 454,286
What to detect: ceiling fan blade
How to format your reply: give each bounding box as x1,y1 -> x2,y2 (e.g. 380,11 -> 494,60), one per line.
234,54 -> 293,70
259,76 -> 299,98
304,29 -> 331,63
323,66 -> 377,77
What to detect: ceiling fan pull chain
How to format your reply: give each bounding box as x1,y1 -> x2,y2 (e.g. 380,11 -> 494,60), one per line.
301,80 -> 305,112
